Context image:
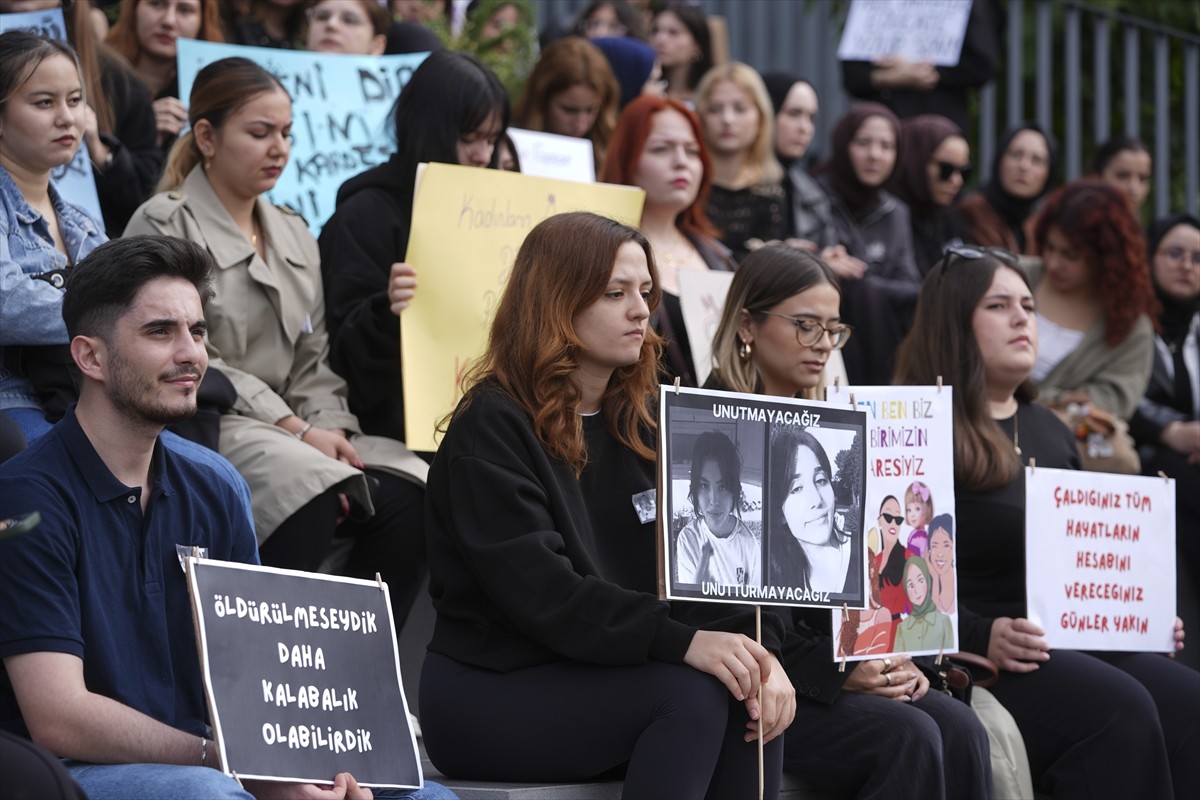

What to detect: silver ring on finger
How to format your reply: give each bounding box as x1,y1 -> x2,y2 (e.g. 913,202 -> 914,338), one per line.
884,672 -> 892,687
883,658 -> 892,670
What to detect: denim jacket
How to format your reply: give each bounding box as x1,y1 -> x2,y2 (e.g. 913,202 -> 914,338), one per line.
0,166 -> 106,411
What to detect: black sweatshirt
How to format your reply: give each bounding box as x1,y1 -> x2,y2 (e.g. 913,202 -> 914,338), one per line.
426,382 -> 782,672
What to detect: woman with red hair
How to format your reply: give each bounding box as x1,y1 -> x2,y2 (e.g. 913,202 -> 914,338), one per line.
514,37 -> 620,176
105,0 -> 225,152
603,94 -> 735,385
1027,179 -> 1158,423
421,212 -> 791,796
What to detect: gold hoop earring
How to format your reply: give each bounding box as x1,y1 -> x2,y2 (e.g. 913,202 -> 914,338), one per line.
738,338 -> 752,361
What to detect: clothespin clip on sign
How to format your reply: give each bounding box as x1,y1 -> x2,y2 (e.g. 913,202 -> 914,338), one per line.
936,375 -> 943,393
673,376 -> 681,395
849,393 -> 856,408
841,603 -> 849,622
936,647 -> 944,666
1029,457 -> 1036,475
1158,470 -> 1170,485
375,572 -> 384,592
839,653 -> 847,673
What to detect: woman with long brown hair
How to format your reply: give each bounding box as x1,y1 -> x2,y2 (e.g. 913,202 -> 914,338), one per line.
513,36 -> 619,176
420,211 -> 793,797
894,247 -> 1197,799
703,244 -> 991,799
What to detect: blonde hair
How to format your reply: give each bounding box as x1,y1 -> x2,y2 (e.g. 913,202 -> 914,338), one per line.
694,62 -> 782,187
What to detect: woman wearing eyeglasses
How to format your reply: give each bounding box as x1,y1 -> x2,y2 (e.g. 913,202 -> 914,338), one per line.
705,244 -> 992,799
1131,213 -> 1200,669
956,122 -> 1057,254
890,114 -> 972,277
895,246 -> 1198,800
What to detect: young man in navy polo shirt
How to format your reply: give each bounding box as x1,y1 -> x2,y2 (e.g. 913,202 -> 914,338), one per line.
0,237 -> 450,800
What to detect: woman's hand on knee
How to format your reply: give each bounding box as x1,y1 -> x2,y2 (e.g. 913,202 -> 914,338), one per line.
843,655 -> 921,700
988,617 -> 1050,673
684,630 -> 769,702
304,427 -> 364,468
744,654 -> 795,743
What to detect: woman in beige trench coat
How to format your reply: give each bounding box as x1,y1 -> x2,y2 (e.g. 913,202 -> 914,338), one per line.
126,57 -> 429,627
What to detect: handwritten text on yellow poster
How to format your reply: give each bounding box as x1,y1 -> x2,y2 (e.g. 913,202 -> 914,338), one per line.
402,163 -> 645,450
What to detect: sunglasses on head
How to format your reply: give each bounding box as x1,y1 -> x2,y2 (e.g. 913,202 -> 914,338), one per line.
880,513 -> 903,525
935,161 -> 972,182
942,243 -> 1020,267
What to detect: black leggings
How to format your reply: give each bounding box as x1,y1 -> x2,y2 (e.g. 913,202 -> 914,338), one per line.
258,470 -> 426,629
420,651 -> 783,800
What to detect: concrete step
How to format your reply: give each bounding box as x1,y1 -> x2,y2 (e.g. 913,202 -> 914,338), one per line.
420,743 -> 828,800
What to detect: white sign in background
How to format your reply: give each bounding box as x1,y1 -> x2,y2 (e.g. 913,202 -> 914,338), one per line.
506,128 -> 595,183
0,8 -> 105,230
1025,467 -> 1176,652
837,0 -> 974,67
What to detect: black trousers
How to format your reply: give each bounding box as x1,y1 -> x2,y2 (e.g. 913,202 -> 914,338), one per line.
989,649 -> 1199,799
420,650 -> 784,800
259,469 -> 426,632
783,686 -> 992,799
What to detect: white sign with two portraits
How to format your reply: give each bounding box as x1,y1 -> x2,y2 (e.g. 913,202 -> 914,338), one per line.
659,386 -> 867,610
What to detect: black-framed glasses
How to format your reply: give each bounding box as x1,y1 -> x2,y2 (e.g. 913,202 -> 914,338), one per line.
758,313 -> 853,349
879,512 -> 903,525
935,161 -> 972,182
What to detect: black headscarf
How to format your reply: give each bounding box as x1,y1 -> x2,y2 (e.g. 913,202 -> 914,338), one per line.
762,71 -> 805,164
818,102 -> 902,221
982,122 -> 1059,250
1146,213 -> 1200,348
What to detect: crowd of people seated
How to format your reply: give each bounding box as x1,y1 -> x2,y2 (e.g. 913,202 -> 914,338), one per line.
1,2 -> 1198,800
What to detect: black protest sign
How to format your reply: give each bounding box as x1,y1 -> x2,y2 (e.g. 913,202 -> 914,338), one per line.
187,559 -> 421,788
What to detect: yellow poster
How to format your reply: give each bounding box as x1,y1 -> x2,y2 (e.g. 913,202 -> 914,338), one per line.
402,163 -> 645,451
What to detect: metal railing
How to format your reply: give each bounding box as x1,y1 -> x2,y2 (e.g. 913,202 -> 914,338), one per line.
531,0 -> 1199,216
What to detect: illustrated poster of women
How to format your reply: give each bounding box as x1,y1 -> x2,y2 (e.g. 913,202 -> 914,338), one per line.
827,385 -> 959,659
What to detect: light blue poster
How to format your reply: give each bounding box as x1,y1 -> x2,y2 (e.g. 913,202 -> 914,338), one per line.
177,40 -> 429,235
0,8 -> 105,231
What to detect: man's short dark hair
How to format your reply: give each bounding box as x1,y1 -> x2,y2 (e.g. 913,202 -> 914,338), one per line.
63,235 -> 216,340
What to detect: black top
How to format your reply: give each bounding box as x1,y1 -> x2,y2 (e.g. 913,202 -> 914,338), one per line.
318,155 -> 412,441
706,183 -> 788,264
94,54 -> 163,235
955,402 -> 1080,654
426,382 -> 780,672
657,231 -> 736,387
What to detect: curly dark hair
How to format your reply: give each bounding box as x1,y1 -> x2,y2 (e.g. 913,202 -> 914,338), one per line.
1032,179 -> 1158,345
